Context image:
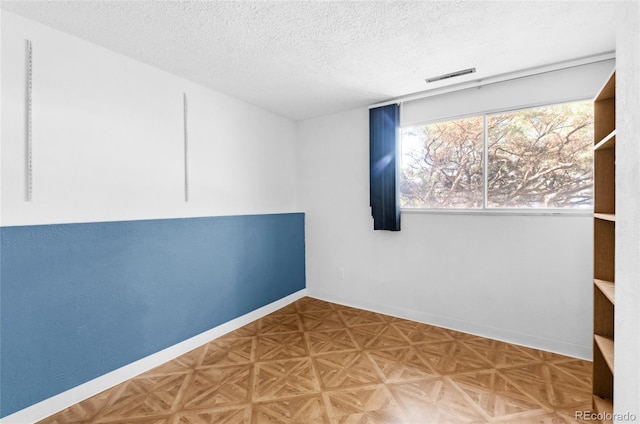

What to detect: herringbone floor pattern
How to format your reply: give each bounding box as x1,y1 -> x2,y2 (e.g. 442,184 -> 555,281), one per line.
38,297 -> 593,424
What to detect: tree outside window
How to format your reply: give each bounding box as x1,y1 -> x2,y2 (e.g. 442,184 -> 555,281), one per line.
400,101 -> 593,209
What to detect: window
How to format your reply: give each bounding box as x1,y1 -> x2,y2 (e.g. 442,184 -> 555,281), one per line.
401,116 -> 484,209
400,101 -> 594,210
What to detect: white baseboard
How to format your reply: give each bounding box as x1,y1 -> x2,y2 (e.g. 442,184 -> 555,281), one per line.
1,289 -> 308,424
308,289 -> 591,361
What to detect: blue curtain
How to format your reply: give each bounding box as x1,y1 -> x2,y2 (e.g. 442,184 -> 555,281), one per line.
369,104 -> 400,231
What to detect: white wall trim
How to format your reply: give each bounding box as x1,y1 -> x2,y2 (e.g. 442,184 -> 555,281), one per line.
1,289 -> 308,424
308,289 -> 591,361
401,208 -> 593,217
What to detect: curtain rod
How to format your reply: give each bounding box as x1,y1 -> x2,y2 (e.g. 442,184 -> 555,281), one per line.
369,51 -> 616,109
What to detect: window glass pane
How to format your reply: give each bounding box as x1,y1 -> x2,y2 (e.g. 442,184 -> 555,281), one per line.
487,102 -> 593,208
400,116 -> 484,208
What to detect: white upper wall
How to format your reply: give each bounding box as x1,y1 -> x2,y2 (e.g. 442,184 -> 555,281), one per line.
1,12 -> 298,227
402,60 -> 615,125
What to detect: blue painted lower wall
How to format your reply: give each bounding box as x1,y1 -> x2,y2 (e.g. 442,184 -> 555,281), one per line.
0,213 -> 305,417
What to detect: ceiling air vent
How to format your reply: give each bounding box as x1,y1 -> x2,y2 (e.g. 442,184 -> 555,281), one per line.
426,67 -> 476,83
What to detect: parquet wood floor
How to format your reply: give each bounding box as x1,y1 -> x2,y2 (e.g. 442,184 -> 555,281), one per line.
38,297 -> 594,424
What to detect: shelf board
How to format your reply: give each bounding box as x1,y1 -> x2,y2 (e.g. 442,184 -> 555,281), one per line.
592,395 -> 614,424
594,279 -> 615,304
594,335 -> 614,374
594,130 -> 616,150
594,213 -> 616,222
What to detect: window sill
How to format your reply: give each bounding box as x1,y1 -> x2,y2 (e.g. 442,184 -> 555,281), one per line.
401,208 -> 594,217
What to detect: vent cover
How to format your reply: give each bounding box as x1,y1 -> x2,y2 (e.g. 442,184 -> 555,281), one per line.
426,67 -> 476,83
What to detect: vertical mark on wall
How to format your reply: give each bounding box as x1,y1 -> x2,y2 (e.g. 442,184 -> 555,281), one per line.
183,93 -> 189,202
25,40 -> 33,202
482,114 -> 488,208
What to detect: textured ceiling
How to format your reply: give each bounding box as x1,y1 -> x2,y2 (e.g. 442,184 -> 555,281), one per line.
1,1 -> 619,121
